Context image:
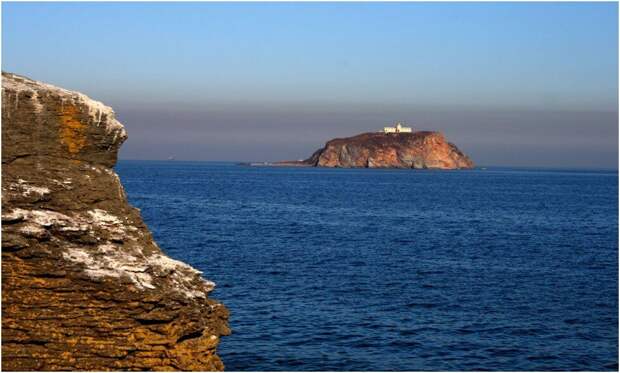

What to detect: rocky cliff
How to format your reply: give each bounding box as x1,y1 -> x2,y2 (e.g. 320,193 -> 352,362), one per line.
286,131 -> 473,169
1,72 -> 230,371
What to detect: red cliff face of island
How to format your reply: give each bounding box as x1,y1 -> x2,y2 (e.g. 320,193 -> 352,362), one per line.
1,72 -> 229,371
300,131 -> 474,169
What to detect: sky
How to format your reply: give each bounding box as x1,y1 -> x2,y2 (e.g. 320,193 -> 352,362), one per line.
2,2 -> 618,168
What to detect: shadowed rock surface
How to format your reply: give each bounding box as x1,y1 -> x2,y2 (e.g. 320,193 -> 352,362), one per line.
1,72 -> 229,371
278,131 -> 473,169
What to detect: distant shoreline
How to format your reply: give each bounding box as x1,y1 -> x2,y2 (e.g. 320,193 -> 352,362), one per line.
114,160 -> 619,173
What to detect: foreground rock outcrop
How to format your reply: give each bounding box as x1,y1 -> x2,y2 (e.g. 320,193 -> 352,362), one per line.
279,131 -> 473,169
2,72 -> 229,371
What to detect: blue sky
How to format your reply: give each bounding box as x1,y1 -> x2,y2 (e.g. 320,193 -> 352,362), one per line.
2,2 -> 618,167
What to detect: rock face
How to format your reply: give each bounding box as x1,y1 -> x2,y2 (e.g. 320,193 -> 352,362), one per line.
1,72 -> 230,371
292,131 -> 473,169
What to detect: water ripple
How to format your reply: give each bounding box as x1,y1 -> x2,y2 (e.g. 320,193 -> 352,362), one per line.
117,162 -> 618,371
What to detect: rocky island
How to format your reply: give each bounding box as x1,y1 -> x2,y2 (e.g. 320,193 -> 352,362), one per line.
276,124 -> 474,169
1,72 -> 229,371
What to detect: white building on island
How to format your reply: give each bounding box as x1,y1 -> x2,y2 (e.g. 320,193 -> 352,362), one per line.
383,122 -> 412,134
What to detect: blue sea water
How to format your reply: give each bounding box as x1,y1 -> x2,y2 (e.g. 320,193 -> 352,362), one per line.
116,161 -> 618,371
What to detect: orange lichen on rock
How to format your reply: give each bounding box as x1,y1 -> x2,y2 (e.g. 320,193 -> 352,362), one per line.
58,104 -> 87,155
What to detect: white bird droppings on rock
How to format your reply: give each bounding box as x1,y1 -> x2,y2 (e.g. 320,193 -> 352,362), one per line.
88,209 -> 123,225
2,72 -> 126,138
61,244 -> 213,297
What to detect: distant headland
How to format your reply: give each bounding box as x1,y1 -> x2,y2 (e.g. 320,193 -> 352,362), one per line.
258,122 -> 474,169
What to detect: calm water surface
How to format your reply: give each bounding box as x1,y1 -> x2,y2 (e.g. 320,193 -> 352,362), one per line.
116,161 -> 618,371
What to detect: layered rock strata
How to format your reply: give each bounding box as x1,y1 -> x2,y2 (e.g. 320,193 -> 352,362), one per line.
2,72 -> 229,371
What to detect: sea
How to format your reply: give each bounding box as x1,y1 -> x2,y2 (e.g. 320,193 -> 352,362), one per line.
116,161 -> 618,371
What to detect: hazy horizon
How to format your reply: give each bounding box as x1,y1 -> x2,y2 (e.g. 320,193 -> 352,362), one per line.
3,2 -> 618,169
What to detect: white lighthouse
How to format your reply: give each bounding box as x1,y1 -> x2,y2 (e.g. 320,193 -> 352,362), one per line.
383,122 -> 412,134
